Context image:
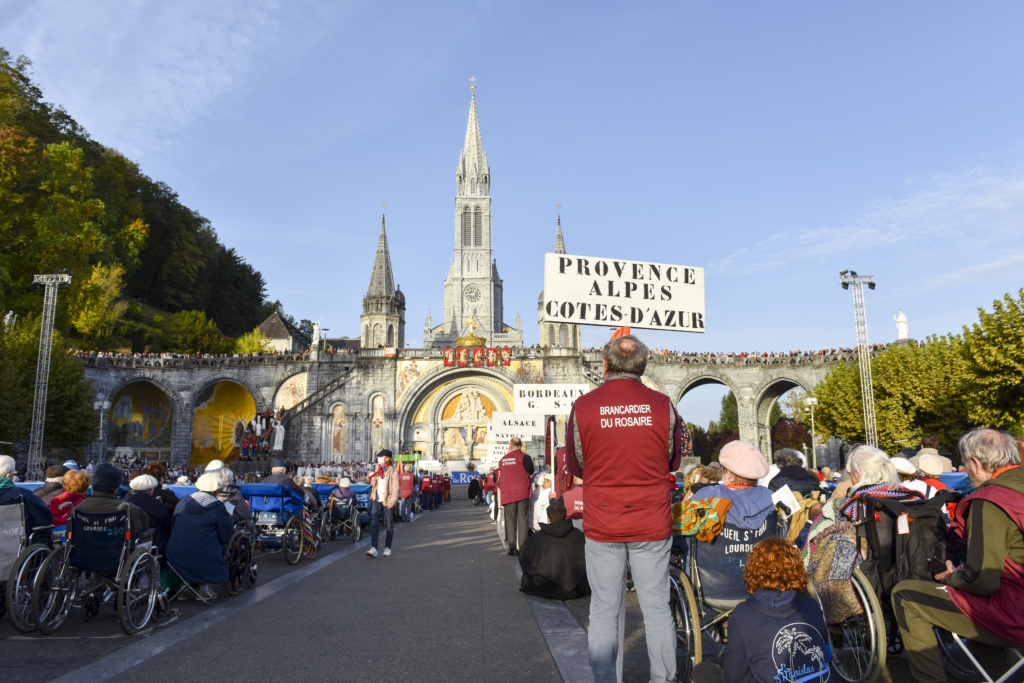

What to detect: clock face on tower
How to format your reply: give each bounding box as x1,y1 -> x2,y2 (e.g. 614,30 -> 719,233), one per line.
464,285 -> 481,303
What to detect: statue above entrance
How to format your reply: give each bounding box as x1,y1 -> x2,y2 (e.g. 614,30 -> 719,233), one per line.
448,388 -> 489,423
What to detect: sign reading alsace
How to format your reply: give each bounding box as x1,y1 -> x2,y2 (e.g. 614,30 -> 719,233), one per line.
487,411 -> 546,441
514,384 -> 591,415
542,253 -> 705,333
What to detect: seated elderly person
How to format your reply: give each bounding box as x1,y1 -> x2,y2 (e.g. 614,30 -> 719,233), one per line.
75,463 -> 149,538
768,448 -> 820,498
302,475 -> 323,510
891,429 -> 1024,683
204,463 -> 254,532
49,469 -> 90,526
124,474 -> 172,554
690,440 -> 773,530
0,455 -> 53,536
142,462 -> 179,515
261,459 -> 306,498
33,465 -> 69,505
166,473 -> 233,602
518,502 -> 590,600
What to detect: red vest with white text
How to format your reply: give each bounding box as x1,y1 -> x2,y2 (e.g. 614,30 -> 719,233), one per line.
421,475 -> 431,493
570,376 -> 674,542
400,472 -> 414,499
498,450 -> 531,504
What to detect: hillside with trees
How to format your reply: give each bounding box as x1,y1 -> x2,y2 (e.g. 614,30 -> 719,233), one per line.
0,46 -> 279,350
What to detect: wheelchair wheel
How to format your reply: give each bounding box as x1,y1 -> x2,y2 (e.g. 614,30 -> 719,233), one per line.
284,516 -> 303,565
669,569 -> 702,680
117,548 -> 159,635
32,547 -> 74,635
224,531 -> 252,596
6,543 -> 50,633
351,509 -> 362,543
812,567 -> 886,683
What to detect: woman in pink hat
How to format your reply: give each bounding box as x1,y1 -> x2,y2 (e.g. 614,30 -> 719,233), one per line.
689,440 -> 774,531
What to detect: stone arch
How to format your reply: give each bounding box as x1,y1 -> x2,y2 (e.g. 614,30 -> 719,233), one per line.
372,323 -> 383,346
104,374 -> 184,457
189,376 -> 264,466
473,205 -> 482,246
387,324 -> 394,346
676,374 -> 738,405
558,324 -> 569,347
327,401 -> 348,462
753,376 -> 812,457
272,370 -> 309,412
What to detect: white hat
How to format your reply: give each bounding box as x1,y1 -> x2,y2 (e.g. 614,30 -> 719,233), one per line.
63,459 -> 80,470
176,475 -> 193,485
195,473 -> 222,493
204,459 -> 226,472
129,474 -> 159,491
891,457 -> 916,475
918,453 -> 944,477
339,477 -> 352,488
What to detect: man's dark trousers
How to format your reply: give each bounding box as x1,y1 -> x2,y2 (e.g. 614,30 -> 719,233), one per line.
504,499 -> 529,551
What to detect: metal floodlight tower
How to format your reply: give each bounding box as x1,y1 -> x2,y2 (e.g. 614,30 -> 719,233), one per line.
28,271 -> 73,470
839,270 -> 878,447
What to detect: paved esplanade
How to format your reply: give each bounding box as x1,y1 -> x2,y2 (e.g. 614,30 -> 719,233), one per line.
0,502 -> 564,683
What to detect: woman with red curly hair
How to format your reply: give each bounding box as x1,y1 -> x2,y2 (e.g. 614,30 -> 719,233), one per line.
695,536 -> 832,683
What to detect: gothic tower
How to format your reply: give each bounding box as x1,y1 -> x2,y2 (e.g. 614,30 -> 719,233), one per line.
424,83 -> 523,348
538,216 -> 581,349
361,214 -> 406,348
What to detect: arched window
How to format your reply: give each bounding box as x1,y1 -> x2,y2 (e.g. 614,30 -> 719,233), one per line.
462,206 -> 472,246
547,324 -> 555,345
559,324 -> 569,347
474,206 -> 482,246
372,324 -> 383,346
387,325 -> 394,346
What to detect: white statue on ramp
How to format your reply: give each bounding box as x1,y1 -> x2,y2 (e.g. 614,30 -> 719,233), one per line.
894,310 -> 909,340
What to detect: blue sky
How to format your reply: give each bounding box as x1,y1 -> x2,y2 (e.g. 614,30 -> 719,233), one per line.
3,2 -> 1023,428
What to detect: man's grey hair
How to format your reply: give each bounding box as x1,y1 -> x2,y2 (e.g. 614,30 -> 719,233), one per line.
773,448 -> 803,468
0,455 -> 15,477
603,334 -> 648,375
848,445 -> 897,489
304,475 -> 315,485
959,429 -> 1021,473
271,466 -> 286,474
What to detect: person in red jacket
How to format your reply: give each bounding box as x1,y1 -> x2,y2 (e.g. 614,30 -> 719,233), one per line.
484,470 -> 498,523
431,473 -> 443,509
498,437 -> 535,555
565,334 -> 689,683
420,471 -> 432,511
443,473 -> 451,503
399,464 -> 416,521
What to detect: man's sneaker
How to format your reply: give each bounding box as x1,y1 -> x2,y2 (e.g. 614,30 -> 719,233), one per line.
409,513 -> 415,521
383,547 -> 392,557
366,547 -> 378,558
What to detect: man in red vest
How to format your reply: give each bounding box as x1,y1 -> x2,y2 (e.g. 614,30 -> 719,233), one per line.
892,429 -> 1024,682
498,437 -> 534,555
561,475 -> 584,531
443,473 -> 451,502
565,334 -> 688,683
431,472 -> 443,508
399,463 -> 415,521
419,471 -> 432,511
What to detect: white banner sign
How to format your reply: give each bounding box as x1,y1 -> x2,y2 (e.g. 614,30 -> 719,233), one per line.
487,412 -> 546,441
487,442 -> 510,460
514,384 -> 591,415
542,253 -> 705,333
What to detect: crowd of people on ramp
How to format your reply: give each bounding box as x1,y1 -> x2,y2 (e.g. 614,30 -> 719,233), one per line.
471,334 -> 1024,683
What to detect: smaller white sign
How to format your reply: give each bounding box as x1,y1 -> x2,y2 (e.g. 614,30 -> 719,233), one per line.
487,442 -> 511,460
487,411 -> 545,440
514,384 -> 591,415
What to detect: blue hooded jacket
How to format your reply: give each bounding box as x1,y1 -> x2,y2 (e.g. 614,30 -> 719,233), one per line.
690,483 -> 774,530
166,493 -> 232,584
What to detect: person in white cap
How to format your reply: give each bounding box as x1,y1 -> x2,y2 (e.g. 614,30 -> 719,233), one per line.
125,474 -> 172,553
891,457 -> 940,499
166,473 -> 233,601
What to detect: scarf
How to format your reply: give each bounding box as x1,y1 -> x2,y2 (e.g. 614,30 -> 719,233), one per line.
0,476 -> 13,490
190,491 -> 220,508
838,483 -> 920,521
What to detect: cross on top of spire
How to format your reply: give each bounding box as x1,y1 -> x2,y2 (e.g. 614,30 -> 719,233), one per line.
469,75 -> 477,93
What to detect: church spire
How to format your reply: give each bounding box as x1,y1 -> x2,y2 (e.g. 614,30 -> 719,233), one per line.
457,77 -> 489,196
554,214 -> 566,254
366,213 -> 395,297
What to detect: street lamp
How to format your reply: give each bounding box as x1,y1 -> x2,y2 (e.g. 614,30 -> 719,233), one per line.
804,397 -> 818,467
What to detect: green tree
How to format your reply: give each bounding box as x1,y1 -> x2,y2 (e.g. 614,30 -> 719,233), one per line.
234,326 -> 272,354
165,310 -> 221,354
962,288 -> 1024,428
67,262 -> 128,343
0,315 -> 95,450
711,391 -> 782,434
686,422 -> 711,463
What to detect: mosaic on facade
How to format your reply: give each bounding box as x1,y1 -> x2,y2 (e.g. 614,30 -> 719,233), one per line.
108,380 -> 170,446
331,405 -> 346,459
190,380 -> 256,465
370,395 -> 385,452
273,371 -> 308,411
513,360 -> 544,384
440,388 -> 495,459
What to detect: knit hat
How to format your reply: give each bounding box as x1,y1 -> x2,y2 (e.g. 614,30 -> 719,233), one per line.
719,440 -> 769,481
129,474 -> 159,491
91,463 -> 122,493
45,465 -> 69,481
918,453 -> 943,477
204,459 -> 226,472
195,473 -> 222,493
891,457 -> 916,475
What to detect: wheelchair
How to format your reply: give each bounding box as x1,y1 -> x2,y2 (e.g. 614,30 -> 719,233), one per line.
351,483 -> 372,527
668,507 -> 786,682
312,484 -> 361,543
239,483 -> 306,565
1,498 -> 56,632
30,504 -> 159,635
